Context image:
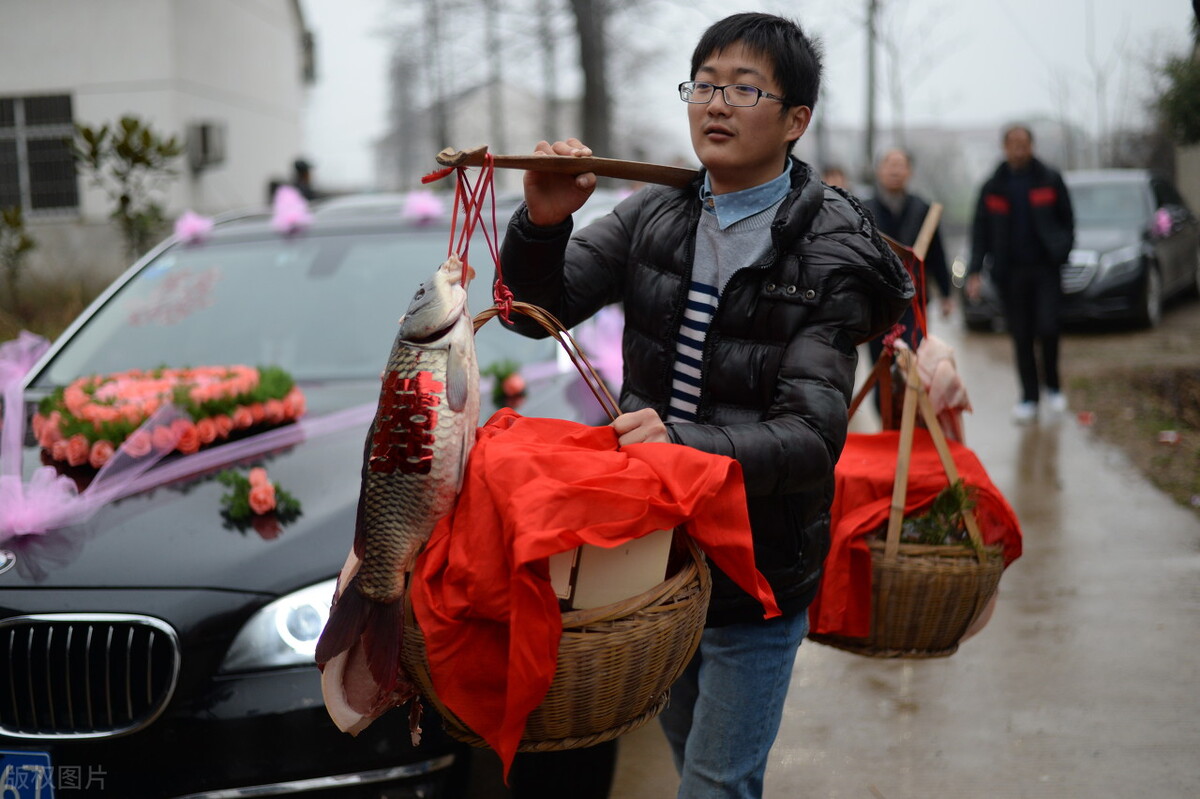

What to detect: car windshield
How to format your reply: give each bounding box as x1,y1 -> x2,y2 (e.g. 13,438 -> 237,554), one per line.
1068,181 -> 1149,229
34,227 -> 558,387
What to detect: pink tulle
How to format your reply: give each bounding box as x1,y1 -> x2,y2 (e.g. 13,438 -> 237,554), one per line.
1,332 -> 51,480
174,210 -> 215,243
1154,208 -> 1173,238
2,327 -> 375,543
575,305 -> 625,389
271,185 -> 313,234
402,190 -> 445,223
1,405 -> 185,542
0,400 -> 375,544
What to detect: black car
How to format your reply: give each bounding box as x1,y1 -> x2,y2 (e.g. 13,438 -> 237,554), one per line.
0,196 -> 617,798
961,169 -> 1200,330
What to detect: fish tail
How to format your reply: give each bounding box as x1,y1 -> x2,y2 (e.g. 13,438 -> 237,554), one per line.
315,574 -> 409,695
315,577 -> 372,668
363,595 -> 407,691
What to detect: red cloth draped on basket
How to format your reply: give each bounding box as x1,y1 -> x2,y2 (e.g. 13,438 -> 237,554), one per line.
410,409 -> 779,774
808,430 -> 1023,638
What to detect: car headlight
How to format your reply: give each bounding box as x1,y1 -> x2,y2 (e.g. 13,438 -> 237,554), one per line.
1098,244 -> 1142,280
219,577 -> 337,672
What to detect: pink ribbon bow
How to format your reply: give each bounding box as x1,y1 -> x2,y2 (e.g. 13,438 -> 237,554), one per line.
271,185 -> 313,234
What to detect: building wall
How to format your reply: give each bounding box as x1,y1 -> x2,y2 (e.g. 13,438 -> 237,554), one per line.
0,0 -> 307,282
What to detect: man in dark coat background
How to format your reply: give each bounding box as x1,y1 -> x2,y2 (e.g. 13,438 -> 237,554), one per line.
966,124 -> 1075,424
862,147 -> 953,364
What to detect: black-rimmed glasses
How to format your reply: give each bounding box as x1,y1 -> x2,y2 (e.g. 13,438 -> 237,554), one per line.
678,81 -> 786,107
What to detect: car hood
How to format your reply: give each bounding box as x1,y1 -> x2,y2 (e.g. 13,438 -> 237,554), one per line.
1073,226 -> 1140,255
1,370 -> 608,594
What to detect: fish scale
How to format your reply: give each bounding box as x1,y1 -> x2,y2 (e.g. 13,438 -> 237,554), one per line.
358,342 -> 471,603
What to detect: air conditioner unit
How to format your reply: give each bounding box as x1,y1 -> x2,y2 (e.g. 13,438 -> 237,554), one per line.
187,122 -> 226,173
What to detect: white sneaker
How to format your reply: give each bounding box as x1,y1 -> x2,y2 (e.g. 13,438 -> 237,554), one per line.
1046,391 -> 1068,414
1012,401 -> 1038,424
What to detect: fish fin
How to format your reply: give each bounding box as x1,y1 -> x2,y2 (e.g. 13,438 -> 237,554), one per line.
351,429 -> 374,559
446,342 -> 469,412
363,597 -> 407,692
456,421 -> 474,493
315,577 -> 372,666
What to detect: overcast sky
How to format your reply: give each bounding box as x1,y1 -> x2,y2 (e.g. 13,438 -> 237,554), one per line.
299,0 -> 1195,189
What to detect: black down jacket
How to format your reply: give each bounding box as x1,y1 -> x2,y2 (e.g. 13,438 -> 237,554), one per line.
968,156 -> 1075,282
498,159 -> 914,625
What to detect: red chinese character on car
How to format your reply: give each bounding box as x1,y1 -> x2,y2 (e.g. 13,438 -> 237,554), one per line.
368,370 -> 444,475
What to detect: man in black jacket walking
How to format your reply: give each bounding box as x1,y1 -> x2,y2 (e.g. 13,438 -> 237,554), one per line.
499,13 -> 912,798
967,125 -> 1075,424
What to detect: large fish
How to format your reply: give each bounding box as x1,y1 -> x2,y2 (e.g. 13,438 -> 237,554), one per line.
316,254 -> 479,736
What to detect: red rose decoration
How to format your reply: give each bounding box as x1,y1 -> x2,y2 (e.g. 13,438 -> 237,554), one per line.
65,434 -> 91,467
89,439 -> 116,469
248,482 -> 277,515
123,429 -> 153,458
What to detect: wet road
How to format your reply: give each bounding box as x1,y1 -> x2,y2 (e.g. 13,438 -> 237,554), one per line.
610,306 -> 1200,798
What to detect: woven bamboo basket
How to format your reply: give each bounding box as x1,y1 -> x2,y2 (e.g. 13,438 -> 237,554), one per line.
809,346 -> 1005,658
402,535 -> 710,751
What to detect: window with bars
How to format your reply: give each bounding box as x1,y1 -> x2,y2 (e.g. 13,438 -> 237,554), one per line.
0,94 -> 81,215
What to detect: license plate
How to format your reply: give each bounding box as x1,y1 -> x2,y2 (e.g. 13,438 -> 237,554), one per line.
0,750 -> 55,799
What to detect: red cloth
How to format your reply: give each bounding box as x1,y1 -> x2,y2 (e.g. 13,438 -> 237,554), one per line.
410,409 -> 779,776
808,430 -> 1022,638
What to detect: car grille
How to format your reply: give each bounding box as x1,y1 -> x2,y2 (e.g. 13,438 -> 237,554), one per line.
1061,262 -> 1096,294
0,614 -> 181,739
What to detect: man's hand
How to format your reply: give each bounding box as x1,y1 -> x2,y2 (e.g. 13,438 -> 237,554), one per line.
965,274 -> 982,302
524,138 -> 597,227
611,409 -> 670,446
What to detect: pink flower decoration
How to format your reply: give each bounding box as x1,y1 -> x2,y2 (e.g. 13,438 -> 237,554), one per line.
283,387 -> 306,418
65,434 -> 90,468
122,429 -> 153,458
271,185 -> 313,234
248,467 -> 270,488
402,190 -> 444,224
173,419 -> 201,455
213,415 -> 234,438
174,210 -> 214,244
152,424 -> 178,454
1153,208 -> 1173,238
264,398 -> 286,424
248,482 -> 276,515
502,374 -> 526,398
195,418 -> 218,445
89,440 -> 115,470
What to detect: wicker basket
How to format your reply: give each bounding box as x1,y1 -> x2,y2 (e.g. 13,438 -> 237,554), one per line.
402,536 -> 710,751
809,537 -> 1003,658
810,347 -> 1004,658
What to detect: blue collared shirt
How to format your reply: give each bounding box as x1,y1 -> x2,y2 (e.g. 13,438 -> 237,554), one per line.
699,160 -> 793,229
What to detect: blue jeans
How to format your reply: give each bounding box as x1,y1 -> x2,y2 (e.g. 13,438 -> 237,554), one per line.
659,610 -> 810,799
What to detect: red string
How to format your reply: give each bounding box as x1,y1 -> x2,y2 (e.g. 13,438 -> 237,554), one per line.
424,155 -> 515,322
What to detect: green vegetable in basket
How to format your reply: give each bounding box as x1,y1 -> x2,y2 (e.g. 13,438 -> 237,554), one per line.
899,479 -> 978,547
